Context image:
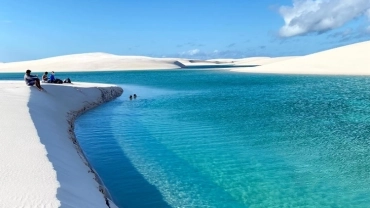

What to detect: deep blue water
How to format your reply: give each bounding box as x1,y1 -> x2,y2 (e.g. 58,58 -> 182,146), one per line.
3,70 -> 370,207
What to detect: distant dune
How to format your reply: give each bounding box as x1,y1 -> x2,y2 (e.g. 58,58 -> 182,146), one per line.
233,57 -> 297,66
233,40 -> 370,75
207,57 -> 270,64
2,40 -> 370,75
205,57 -> 297,67
0,53 -> 296,73
0,53 -> 184,73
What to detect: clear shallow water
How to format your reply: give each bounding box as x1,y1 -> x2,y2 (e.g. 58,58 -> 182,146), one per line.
3,70 -> 370,207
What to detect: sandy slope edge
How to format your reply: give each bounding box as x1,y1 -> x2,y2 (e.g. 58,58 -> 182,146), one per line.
0,81 -> 122,208
232,40 -> 370,75
0,53 -> 184,72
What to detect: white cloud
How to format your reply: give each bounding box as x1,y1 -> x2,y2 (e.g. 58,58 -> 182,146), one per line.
279,0 -> 370,37
182,49 -> 200,56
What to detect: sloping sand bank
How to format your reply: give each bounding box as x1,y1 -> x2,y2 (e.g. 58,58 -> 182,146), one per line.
233,56 -> 297,66
0,81 -> 122,207
0,53 -> 184,72
1,40 -> 369,75
233,41 -> 370,75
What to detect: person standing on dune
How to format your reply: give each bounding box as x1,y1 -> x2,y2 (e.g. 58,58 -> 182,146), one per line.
24,69 -> 44,91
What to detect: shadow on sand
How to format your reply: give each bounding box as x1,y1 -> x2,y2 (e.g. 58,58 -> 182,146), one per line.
28,85 -> 170,207
27,85 -> 169,207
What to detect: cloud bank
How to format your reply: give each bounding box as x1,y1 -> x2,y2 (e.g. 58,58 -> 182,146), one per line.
279,0 -> 370,37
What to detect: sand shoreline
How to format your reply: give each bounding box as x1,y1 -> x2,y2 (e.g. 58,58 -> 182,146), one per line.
0,81 -> 122,207
65,86 -> 123,207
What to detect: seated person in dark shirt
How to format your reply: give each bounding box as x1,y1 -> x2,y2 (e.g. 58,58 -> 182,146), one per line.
42,71 -> 51,83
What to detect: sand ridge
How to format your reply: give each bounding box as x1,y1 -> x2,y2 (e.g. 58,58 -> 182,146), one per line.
1,41 -> 370,75
233,40 -> 370,75
0,81 -> 122,207
0,53 -> 186,72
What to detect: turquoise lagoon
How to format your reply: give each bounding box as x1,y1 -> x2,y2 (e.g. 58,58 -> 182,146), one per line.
2,70 -> 370,207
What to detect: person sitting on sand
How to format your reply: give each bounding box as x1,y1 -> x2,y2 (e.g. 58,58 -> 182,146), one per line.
49,71 -> 65,84
42,71 -> 50,83
24,69 -> 43,90
50,71 -> 55,83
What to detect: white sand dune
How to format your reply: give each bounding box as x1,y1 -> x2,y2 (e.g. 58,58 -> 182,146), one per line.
1,40 -> 369,75
0,53 -> 184,73
234,56 -> 297,66
0,53 -> 296,73
206,58 -> 240,63
206,57 -> 297,67
174,60 -> 236,68
233,40 -> 370,75
174,56 -> 295,68
0,81 -> 122,208
207,57 -> 269,64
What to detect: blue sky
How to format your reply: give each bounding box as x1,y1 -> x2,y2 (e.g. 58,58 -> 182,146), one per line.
1,0 -> 370,62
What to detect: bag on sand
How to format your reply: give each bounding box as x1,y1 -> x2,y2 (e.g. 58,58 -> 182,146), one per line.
54,79 -> 63,84
63,78 -> 72,83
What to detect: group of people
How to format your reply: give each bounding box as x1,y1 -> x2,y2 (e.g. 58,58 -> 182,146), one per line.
42,71 -> 71,84
24,69 -> 71,91
129,94 -> 137,100
41,71 -> 56,83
